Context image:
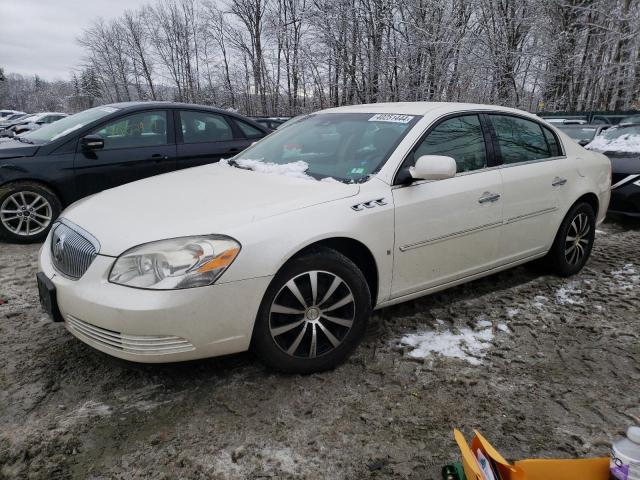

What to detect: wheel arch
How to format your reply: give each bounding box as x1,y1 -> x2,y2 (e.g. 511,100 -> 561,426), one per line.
573,191 -> 599,217
277,236 -> 380,306
0,178 -> 66,206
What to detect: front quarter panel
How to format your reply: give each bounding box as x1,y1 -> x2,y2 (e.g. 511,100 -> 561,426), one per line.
218,178 -> 395,306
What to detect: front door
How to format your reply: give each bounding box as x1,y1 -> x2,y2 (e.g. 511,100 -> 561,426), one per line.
391,114 -> 504,298
74,110 -> 176,198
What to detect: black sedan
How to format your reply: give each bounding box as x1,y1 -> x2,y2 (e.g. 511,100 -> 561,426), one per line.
586,124 -> 640,217
0,102 -> 269,242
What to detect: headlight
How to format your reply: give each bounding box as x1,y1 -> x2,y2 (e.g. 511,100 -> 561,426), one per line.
109,235 -> 241,290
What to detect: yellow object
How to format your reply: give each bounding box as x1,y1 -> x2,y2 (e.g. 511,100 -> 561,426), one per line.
454,429 -> 609,480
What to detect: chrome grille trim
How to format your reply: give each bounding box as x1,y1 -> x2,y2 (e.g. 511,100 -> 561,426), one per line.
66,315 -> 195,355
50,219 -> 99,280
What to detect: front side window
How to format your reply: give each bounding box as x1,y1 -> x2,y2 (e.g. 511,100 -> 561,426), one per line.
180,111 -> 233,143
22,106 -> 120,144
413,115 -> 487,173
491,115 -> 551,163
233,112 -> 419,182
92,111 -> 168,150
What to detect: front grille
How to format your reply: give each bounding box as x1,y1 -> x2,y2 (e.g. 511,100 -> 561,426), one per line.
50,221 -> 98,279
66,315 -> 195,355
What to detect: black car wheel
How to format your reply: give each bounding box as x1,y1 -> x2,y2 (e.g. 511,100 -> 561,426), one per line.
0,182 -> 61,243
546,202 -> 596,277
252,247 -> 371,374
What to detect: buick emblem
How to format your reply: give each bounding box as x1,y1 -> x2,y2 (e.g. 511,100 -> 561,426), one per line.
53,234 -> 65,262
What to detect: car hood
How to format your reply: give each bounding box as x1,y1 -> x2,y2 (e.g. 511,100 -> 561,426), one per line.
0,139 -> 39,159
63,163 -> 360,256
603,152 -> 640,175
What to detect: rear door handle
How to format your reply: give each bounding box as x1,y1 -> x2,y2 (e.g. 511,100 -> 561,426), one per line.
151,154 -> 169,161
552,177 -> 567,187
478,192 -> 501,204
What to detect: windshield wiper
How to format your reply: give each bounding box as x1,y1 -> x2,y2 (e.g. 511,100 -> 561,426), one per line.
227,159 -> 252,170
14,136 -> 34,144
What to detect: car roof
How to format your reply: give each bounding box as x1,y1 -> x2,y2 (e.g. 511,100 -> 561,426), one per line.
318,101 -> 540,119
106,101 -> 237,116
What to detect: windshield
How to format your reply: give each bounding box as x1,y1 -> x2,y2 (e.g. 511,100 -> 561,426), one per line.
233,112 -> 420,182
587,125 -> 640,153
21,106 -> 120,143
558,126 -> 597,142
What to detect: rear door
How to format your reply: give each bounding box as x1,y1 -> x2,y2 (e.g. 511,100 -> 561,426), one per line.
488,114 -> 566,263
175,110 -> 253,170
74,110 -> 176,198
391,113 -> 504,297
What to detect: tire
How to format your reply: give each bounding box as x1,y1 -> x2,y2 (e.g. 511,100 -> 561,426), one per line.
252,247 -> 372,374
545,202 -> 596,277
0,182 -> 61,243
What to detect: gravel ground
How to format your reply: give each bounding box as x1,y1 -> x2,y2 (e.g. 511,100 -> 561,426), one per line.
1,218 -> 639,479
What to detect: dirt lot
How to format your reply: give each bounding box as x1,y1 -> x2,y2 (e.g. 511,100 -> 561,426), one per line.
1,218 -> 639,479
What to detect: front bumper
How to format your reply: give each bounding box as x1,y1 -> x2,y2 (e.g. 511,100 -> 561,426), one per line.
39,241 -> 272,363
609,181 -> 640,217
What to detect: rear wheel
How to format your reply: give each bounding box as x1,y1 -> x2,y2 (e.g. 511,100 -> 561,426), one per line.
0,182 -> 61,243
545,202 -> 596,277
252,248 -> 371,373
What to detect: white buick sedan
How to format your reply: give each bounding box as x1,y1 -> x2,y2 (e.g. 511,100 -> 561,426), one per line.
37,103 -> 611,373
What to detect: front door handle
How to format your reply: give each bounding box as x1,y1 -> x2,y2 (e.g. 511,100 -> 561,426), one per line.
552,177 -> 567,187
478,192 -> 501,204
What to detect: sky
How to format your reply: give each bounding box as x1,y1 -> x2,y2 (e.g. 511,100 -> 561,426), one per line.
1,0 -> 147,80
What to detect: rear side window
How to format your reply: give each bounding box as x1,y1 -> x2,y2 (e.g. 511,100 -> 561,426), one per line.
542,127 -> 562,156
491,115 -> 551,163
180,111 -> 233,143
235,119 -> 264,139
413,114 -> 487,173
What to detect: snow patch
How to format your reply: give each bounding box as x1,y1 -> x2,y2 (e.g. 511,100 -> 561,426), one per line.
497,323 -> 510,332
555,283 -> 584,305
399,320 -> 498,365
532,295 -> 548,309
587,129 -> 640,153
506,308 -> 520,318
611,263 -> 639,291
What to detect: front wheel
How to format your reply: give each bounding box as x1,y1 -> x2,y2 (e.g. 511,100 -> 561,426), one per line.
0,182 -> 61,243
252,248 -> 371,374
545,202 -> 596,277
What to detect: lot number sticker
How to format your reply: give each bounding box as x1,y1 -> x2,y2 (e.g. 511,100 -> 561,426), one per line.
369,113 -> 414,124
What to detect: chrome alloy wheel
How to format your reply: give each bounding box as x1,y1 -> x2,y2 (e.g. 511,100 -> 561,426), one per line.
0,191 -> 53,237
269,270 -> 355,358
564,212 -> 591,265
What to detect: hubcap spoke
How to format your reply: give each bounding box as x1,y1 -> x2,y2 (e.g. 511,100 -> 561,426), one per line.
271,304 -> 305,315
317,322 -> 340,348
318,277 -> 341,307
324,293 -> 354,312
286,279 -> 308,309
309,323 -> 317,357
271,319 -> 305,336
322,314 -> 353,328
309,271 -> 318,305
287,323 -> 308,355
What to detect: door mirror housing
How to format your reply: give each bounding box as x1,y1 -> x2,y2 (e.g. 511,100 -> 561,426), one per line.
410,155 -> 457,181
81,135 -> 105,151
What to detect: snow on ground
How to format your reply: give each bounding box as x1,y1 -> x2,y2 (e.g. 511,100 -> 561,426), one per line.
611,263 -> 639,290
555,282 -> 584,305
398,319 -> 505,365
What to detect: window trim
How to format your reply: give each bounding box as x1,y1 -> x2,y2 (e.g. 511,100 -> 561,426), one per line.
176,109 -> 236,145
392,111 -> 496,186
78,109 -> 174,152
486,112 -> 566,168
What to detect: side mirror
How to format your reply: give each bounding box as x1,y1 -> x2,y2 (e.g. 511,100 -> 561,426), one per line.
410,155 -> 457,181
81,135 -> 104,150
